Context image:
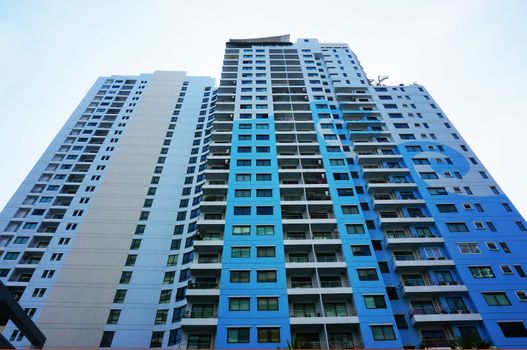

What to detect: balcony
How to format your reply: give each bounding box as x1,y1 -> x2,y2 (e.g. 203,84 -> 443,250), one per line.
362,167 -> 410,179
373,197 -> 426,209
379,214 -> 435,228
288,278 -> 353,295
402,280 -> 468,296
352,141 -> 396,151
181,309 -> 218,328
290,308 -> 358,325
284,233 -> 341,247
410,307 -> 482,325
357,153 -> 403,165
285,253 -> 346,270
348,129 -> 390,140
200,196 -> 226,208
198,213 -> 225,224
191,251 -> 222,272
186,281 -> 220,297
367,181 -> 417,193
385,232 -> 444,247
344,118 -> 384,127
420,338 -> 457,348
394,257 -> 455,271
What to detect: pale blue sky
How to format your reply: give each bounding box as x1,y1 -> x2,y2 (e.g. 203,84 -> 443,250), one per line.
1,0 -> 526,216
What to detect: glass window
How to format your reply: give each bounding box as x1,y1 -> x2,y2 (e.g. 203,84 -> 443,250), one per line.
351,245 -> 371,256
230,270 -> 250,283
364,295 -> 387,309
469,266 -> 495,278
227,328 -> 250,343
235,189 -> 251,197
447,222 -> 469,232
457,243 -> 480,254
257,206 -> 273,215
257,270 -> 277,282
231,247 -> 250,258
346,224 -> 365,234
234,206 -> 251,215
371,325 -> 396,341
498,322 -> 527,338
483,292 -> 511,306
258,297 -> 278,311
257,246 -> 276,257
233,225 -> 250,235
229,298 -> 250,311
358,268 -> 378,281
258,327 -> 280,343
342,205 -> 359,214
257,225 -> 274,235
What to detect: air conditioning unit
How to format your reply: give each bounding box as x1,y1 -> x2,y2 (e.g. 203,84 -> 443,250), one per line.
321,174 -> 325,179
324,191 -> 329,196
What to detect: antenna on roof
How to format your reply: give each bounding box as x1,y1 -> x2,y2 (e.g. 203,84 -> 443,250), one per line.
377,75 -> 389,86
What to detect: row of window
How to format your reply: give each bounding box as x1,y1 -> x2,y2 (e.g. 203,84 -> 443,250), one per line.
446,221 -> 526,233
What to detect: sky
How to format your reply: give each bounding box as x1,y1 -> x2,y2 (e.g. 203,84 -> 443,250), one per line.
0,0 -> 526,216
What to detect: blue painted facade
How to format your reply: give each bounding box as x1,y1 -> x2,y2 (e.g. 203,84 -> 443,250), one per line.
188,36 -> 527,349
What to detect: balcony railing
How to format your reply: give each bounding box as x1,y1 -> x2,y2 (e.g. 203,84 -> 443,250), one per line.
202,196 -> 226,202
187,282 -> 218,289
386,232 -> 438,239
410,306 -> 472,316
289,281 -> 313,288
186,342 -> 213,349
290,308 -> 357,318
313,232 -> 339,240
420,338 -> 456,348
306,193 -> 331,201
329,340 -> 363,349
292,341 -> 321,349
402,279 -> 462,287
320,280 -> 343,288
184,310 -> 217,318
309,212 -> 335,219
194,233 -> 222,241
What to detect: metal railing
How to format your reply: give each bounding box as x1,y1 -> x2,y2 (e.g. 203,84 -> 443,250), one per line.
187,282 -> 218,289
420,338 -> 456,348
320,280 -> 343,288
290,308 -> 357,318
329,340 -> 363,349
410,306 -> 473,316
184,310 -> 217,318
402,279 -> 462,287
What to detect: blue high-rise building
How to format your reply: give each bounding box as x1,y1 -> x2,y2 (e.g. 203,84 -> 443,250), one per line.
185,35 -> 527,349
1,36 -> 527,349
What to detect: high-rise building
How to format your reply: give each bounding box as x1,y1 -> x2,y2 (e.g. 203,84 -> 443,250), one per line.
1,35 -> 527,349
0,71 -> 216,348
